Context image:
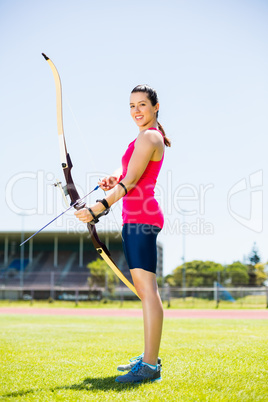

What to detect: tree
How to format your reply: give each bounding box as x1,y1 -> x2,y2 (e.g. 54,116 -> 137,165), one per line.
167,260 -> 224,287
248,242 -> 261,265
87,258 -> 119,294
248,262 -> 267,286
164,274 -> 176,287
246,243 -> 267,286
225,261 -> 249,286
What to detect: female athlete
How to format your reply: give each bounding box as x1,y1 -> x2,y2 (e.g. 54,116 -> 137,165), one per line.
74,84 -> 171,383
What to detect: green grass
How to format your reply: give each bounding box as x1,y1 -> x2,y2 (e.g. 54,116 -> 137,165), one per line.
164,295 -> 267,309
0,299 -> 142,309
0,295 -> 267,310
0,315 -> 268,401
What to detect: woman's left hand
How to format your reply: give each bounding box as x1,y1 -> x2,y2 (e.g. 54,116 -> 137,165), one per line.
74,203 -> 105,223
74,208 -> 93,223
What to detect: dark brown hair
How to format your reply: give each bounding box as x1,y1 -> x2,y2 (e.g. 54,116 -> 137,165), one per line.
131,84 -> 171,147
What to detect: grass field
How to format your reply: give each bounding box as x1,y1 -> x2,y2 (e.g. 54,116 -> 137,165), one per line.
0,294 -> 267,310
0,314 -> 268,401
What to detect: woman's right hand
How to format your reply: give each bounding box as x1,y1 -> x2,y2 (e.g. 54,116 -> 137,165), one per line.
98,176 -> 118,191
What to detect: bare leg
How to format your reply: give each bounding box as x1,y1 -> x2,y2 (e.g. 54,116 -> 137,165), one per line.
130,268 -> 163,366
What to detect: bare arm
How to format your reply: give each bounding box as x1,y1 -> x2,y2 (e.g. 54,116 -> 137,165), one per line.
75,130 -> 162,222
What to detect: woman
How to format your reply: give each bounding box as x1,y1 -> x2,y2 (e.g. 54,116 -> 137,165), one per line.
75,84 -> 171,383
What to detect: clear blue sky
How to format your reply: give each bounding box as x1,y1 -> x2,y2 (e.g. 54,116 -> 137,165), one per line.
0,0 -> 267,275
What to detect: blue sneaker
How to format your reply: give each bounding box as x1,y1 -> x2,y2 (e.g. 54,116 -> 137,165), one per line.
115,360 -> 162,384
117,353 -> 162,372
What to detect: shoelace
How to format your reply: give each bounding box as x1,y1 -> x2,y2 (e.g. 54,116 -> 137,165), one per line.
131,360 -> 143,373
129,353 -> 143,362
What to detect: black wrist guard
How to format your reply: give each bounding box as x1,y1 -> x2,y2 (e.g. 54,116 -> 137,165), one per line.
96,198 -> 109,209
87,200 -> 110,225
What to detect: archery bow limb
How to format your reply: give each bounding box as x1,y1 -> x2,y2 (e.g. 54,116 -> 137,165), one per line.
42,53 -> 140,299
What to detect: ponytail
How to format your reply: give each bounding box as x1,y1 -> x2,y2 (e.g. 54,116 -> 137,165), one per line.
157,121 -> 171,147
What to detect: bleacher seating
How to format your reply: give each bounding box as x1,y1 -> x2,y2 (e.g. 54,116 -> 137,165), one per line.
0,248 -> 131,288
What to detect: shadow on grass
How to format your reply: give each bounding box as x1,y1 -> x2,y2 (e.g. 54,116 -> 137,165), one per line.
55,375 -> 142,392
2,375 -> 142,398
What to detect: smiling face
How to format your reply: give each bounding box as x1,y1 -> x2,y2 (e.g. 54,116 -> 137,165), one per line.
130,92 -> 159,131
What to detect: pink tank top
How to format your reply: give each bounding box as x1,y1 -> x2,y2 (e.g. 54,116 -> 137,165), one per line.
120,128 -> 165,229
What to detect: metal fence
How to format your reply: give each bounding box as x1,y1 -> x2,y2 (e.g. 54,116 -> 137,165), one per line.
0,272 -> 267,308
160,285 -> 268,308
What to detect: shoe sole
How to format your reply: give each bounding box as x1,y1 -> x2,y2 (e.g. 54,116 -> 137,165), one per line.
115,376 -> 162,384
151,376 -> 162,383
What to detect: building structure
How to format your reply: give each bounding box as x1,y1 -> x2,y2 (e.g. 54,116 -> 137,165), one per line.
0,231 -> 163,300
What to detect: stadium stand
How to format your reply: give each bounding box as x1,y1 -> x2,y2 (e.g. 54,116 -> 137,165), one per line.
0,231 -> 163,300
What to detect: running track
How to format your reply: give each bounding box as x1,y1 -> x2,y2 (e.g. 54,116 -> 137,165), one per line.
0,307 -> 267,319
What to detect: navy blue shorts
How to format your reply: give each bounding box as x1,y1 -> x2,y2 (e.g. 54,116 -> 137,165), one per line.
122,223 -> 161,274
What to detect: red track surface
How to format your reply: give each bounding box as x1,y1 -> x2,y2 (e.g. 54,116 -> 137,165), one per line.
0,307 -> 267,319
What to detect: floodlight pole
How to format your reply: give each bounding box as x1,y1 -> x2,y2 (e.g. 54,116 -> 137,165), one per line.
181,210 -> 187,301
182,224 -> 186,300
19,214 -> 25,293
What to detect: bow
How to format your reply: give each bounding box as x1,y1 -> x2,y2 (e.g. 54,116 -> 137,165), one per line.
42,53 -> 139,299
